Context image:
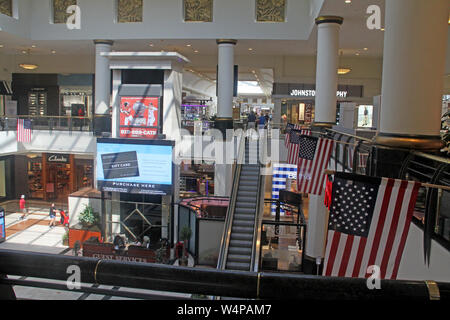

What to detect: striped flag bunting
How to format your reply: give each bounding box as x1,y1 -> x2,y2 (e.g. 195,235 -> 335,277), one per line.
17,119 -> 32,143
322,172 -> 421,280
296,136 -> 334,195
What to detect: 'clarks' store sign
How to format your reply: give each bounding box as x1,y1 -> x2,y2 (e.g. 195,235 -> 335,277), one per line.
47,153 -> 69,163
273,83 -> 364,98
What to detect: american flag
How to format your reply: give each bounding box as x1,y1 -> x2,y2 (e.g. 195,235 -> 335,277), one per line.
296,136 -> 334,195
322,173 -> 421,280
287,129 -> 305,165
17,119 -> 32,143
284,123 -> 310,148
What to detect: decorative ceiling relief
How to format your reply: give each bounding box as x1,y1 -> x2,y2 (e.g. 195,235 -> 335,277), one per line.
117,0 -> 143,23
53,0 -> 77,24
0,0 -> 12,17
256,0 -> 286,22
184,0 -> 213,22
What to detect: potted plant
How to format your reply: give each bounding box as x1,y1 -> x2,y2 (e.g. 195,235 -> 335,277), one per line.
179,226 -> 192,266
62,230 -> 69,246
78,204 -> 99,228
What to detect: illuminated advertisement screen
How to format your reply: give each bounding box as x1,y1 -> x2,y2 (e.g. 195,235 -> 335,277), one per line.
119,97 -> 160,139
0,208 -> 5,242
96,138 -> 174,195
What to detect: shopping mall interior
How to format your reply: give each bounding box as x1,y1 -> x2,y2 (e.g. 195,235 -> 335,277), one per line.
0,0 -> 449,302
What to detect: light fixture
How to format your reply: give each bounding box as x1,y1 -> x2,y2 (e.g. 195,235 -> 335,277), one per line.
19,63 -> 39,70
248,48 -> 253,51
363,47 -> 368,51
149,43 -> 154,47
337,50 -> 351,75
186,44 -> 192,47
194,50 -> 199,53
31,45 -> 36,48
345,0 -> 351,3
0,44 -> 4,48
338,68 -> 351,75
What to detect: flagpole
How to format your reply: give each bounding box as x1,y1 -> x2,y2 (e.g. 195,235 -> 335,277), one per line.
324,170 -> 450,192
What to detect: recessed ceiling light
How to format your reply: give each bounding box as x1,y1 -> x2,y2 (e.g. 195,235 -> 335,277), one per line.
194,50 -> 199,53
338,68 -> 351,75
186,44 -> 191,47
355,53 -> 360,56
0,45 -> 3,48
51,50 -> 56,54
345,0 -> 352,3
22,50 -> 27,54
31,45 -> 36,48
19,64 -> 38,70
380,28 -> 385,31
248,48 -> 253,51
364,47 -> 368,51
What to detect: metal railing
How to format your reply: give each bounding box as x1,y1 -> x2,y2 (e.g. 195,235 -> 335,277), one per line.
0,115 -> 111,135
324,128 -> 450,255
1,249 -> 449,300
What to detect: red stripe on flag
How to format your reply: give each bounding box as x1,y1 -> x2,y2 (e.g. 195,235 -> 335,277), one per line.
307,139 -> 326,194
338,235 -> 355,277
380,180 -> 408,279
325,231 -> 342,276
352,237 -> 367,278
366,179 -> 395,276
391,182 -> 421,279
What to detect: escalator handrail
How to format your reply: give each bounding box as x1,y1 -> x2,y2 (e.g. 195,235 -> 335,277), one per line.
250,130 -> 267,272
216,132 -> 246,270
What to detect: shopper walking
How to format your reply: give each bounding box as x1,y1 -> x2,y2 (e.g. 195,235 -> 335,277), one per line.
19,195 -> 27,220
247,111 -> 256,130
49,203 -> 57,228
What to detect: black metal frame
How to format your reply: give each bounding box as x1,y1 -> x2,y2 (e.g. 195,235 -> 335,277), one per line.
0,249 -> 449,300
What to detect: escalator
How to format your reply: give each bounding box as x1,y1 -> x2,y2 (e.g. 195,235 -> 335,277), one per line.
217,132 -> 266,272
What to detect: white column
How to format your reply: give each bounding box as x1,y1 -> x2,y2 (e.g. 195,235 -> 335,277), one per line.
94,40 -> 114,115
306,16 -> 343,264
314,16 -> 343,125
374,0 -> 449,150
216,39 -> 237,120
111,69 -> 121,138
305,193 -> 328,260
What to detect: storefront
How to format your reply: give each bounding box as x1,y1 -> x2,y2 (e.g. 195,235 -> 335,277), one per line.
181,101 -> 214,134
272,83 -> 365,126
180,161 -> 214,198
21,153 -> 93,201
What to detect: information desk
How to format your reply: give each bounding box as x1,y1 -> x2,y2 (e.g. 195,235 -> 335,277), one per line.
82,242 -> 169,263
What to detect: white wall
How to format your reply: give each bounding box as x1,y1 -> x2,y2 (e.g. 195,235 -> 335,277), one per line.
0,130 -> 96,155
25,0 -> 317,41
68,195 -> 102,228
397,223 -> 450,282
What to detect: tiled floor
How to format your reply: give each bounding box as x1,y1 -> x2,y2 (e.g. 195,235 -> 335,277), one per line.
0,204 -> 192,300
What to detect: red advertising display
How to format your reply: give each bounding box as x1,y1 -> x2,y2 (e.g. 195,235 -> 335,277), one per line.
119,97 -> 159,139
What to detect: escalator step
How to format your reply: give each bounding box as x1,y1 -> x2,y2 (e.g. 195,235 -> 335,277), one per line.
228,246 -> 252,255
227,254 -> 251,263
230,239 -> 253,248
226,262 -> 250,271
233,220 -> 254,227
235,202 -> 256,209
234,214 -> 255,222
231,233 -> 253,241
235,207 -> 256,214
232,226 -> 254,234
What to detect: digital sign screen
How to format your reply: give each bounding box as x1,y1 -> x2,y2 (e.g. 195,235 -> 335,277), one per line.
96,138 -> 174,195
119,97 -> 160,139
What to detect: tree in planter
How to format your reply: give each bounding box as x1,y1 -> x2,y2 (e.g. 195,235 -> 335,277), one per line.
78,204 -> 100,228
180,226 -> 192,265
